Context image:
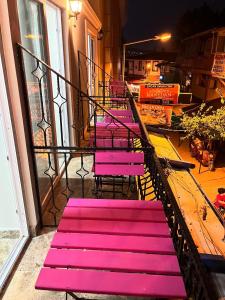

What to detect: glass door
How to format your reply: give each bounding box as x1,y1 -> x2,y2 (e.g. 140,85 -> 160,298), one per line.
46,2 -> 70,170
87,34 -> 96,96
0,50 -> 28,289
18,0 -> 56,202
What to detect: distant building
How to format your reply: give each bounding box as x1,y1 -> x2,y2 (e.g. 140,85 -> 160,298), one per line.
125,52 -> 177,83
177,27 -> 225,102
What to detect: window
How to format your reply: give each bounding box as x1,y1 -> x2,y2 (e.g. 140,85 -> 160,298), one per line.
217,36 -> 225,52
138,61 -> 142,71
152,61 -> 159,72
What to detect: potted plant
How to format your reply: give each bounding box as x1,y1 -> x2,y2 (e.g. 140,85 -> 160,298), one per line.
181,104 -> 225,170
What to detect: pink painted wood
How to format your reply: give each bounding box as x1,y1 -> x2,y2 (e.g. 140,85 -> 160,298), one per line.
91,130 -> 138,138
51,232 -> 175,254
108,109 -> 133,116
108,109 -> 132,116
104,116 -> 134,123
67,198 -> 163,210
63,206 -> 166,222
96,122 -> 140,129
35,268 -> 186,298
95,151 -> 144,164
89,138 -> 132,148
94,164 -> 144,176
57,219 -> 170,237
44,248 -> 180,275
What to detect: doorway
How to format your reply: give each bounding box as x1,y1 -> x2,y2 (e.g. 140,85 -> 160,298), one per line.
0,49 -> 29,290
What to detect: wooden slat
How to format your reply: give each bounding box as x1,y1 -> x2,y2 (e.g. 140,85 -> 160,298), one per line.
51,232 -> 175,254
44,248 -> 180,275
58,219 -> 170,237
67,198 -> 163,210
95,151 -> 144,164
94,164 -> 144,176
63,207 -> 166,223
35,268 -> 186,298
108,109 -> 133,116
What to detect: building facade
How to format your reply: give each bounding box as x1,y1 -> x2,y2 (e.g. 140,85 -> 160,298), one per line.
177,27 -> 225,102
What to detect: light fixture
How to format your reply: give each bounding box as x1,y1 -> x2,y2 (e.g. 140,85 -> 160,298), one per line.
69,0 -> 82,20
155,33 -> 172,42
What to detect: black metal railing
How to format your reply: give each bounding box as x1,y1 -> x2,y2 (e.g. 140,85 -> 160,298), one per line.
17,43 -> 218,300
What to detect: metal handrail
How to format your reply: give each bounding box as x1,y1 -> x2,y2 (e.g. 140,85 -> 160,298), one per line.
17,43 -> 150,147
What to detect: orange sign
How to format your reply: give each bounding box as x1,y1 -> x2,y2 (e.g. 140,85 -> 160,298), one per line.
136,103 -> 173,126
140,84 -> 180,104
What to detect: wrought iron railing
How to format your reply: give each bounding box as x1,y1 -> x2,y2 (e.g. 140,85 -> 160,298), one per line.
17,43 -> 218,300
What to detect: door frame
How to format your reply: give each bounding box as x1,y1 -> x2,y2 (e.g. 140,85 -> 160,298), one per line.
0,40 -> 29,291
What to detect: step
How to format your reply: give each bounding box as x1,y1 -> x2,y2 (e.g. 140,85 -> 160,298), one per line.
63,206 -> 166,222
96,122 -> 140,129
35,268 -> 186,298
94,164 -> 144,176
51,232 -> 175,254
58,219 -> 170,237
95,151 -> 144,164
44,248 -> 180,275
67,198 -> 163,210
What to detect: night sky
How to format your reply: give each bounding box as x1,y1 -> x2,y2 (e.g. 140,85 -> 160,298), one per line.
124,0 -> 225,42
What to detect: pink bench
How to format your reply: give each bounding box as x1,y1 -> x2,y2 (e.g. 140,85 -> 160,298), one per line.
95,151 -> 144,164
89,138 -> 133,148
35,198 -> 186,299
107,109 -> 133,116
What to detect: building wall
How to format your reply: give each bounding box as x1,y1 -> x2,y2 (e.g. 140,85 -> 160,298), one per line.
177,28 -> 225,101
126,59 -> 162,82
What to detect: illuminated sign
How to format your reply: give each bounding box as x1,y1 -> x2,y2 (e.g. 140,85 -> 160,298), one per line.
140,83 -> 180,104
136,103 -> 173,126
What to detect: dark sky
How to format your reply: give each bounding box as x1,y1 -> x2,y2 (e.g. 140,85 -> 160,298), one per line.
123,0 -> 225,42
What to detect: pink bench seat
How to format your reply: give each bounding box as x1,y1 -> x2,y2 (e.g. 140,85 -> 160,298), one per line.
58,219 -> 170,237
51,232 -> 176,254
44,248 -> 180,275
36,268 -> 186,298
94,164 -> 144,176
104,116 -> 134,123
63,206 -> 166,222
90,138 -> 133,148
95,151 -> 144,164
108,109 -> 133,116
67,198 -> 163,210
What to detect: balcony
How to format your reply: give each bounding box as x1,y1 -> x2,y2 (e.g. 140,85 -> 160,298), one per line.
1,44 -> 220,300
177,53 -> 215,72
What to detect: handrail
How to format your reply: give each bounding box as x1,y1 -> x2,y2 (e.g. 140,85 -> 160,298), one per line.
78,50 -> 113,80
128,85 -> 218,300
17,43 -> 150,147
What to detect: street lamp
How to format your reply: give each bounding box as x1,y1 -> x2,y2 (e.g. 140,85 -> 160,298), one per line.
122,33 -> 171,81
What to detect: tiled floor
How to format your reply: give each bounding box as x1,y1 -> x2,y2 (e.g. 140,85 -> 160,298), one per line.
0,231 -> 20,271
1,230 -> 152,300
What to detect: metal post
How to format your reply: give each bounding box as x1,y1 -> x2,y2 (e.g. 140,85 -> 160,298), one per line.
122,44 -> 126,81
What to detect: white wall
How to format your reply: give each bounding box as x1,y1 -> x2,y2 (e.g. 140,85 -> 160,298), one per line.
0,56 -> 19,230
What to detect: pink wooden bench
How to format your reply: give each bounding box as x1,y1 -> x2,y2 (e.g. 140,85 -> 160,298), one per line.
35,198 -> 186,299
89,138 -> 133,148
104,116 -> 134,123
107,109 -> 133,116
95,151 -> 144,164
